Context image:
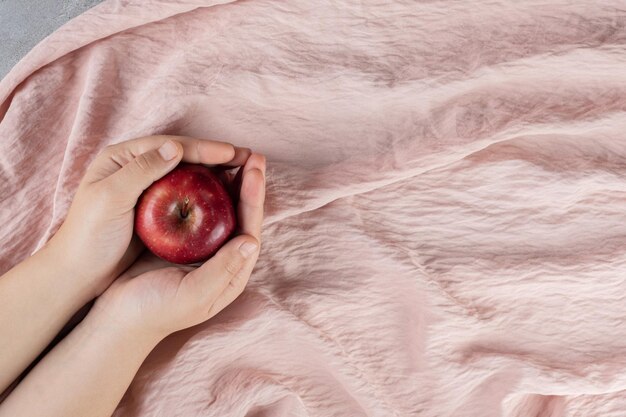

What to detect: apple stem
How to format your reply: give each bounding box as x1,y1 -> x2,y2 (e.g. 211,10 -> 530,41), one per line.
181,197 -> 190,218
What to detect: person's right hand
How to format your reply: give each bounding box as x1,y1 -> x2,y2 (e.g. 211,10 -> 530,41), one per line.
45,135 -> 251,298
88,153 -> 266,340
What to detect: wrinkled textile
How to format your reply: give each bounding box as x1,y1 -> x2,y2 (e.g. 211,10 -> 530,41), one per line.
2,1 -> 626,416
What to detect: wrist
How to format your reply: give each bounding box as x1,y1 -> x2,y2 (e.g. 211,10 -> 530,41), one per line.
84,301 -> 165,352
82,303 -> 163,355
36,236 -> 105,300
29,242 -> 100,307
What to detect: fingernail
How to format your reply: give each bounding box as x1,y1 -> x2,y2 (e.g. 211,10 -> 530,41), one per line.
239,241 -> 258,258
158,141 -> 178,161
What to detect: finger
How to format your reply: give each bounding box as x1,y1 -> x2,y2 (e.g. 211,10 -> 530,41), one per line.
232,167 -> 244,205
206,250 -> 258,319
213,169 -> 239,203
212,147 -> 252,202
228,167 -> 244,206
183,234 -> 259,306
212,147 -> 251,172
100,140 -> 183,208
85,135 -> 238,183
243,152 -> 266,176
213,169 -> 233,182
238,169 -> 265,239
228,148 -> 257,198
114,135 -> 236,165
204,155 -> 265,316
238,154 -> 266,239
221,146 -> 252,168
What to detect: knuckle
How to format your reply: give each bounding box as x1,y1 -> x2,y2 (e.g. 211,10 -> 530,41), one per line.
101,144 -> 123,161
103,144 -> 117,155
223,255 -> 244,278
133,153 -> 153,173
88,144 -> 116,170
228,272 -> 249,295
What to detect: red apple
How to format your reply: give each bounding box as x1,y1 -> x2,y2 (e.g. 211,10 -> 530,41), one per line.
134,163 -> 237,264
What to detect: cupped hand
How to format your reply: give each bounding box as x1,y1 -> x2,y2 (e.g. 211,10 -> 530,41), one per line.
48,135 -> 252,297
89,153 -> 266,339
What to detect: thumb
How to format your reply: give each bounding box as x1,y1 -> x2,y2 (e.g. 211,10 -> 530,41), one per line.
103,140 -> 183,205
182,234 -> 259,309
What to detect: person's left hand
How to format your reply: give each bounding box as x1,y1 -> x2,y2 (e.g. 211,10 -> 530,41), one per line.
46,135 -> 251,297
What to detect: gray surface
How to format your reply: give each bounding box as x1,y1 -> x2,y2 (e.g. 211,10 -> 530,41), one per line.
0,0 -> 103,80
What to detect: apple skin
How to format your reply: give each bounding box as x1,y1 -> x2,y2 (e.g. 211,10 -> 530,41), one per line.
134,163 -> 237,264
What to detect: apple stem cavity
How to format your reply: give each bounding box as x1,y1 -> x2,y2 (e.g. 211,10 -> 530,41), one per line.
181,196 -> 190,219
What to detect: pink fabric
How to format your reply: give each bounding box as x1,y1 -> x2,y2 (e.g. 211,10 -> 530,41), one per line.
2,1 -> 626,415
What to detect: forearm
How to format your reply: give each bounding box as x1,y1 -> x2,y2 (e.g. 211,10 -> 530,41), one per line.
0,308 -> 161,417
0,244 -> 97,392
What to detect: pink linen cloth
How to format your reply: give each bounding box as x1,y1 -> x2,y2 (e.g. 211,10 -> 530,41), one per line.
2,1 -> 626,415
